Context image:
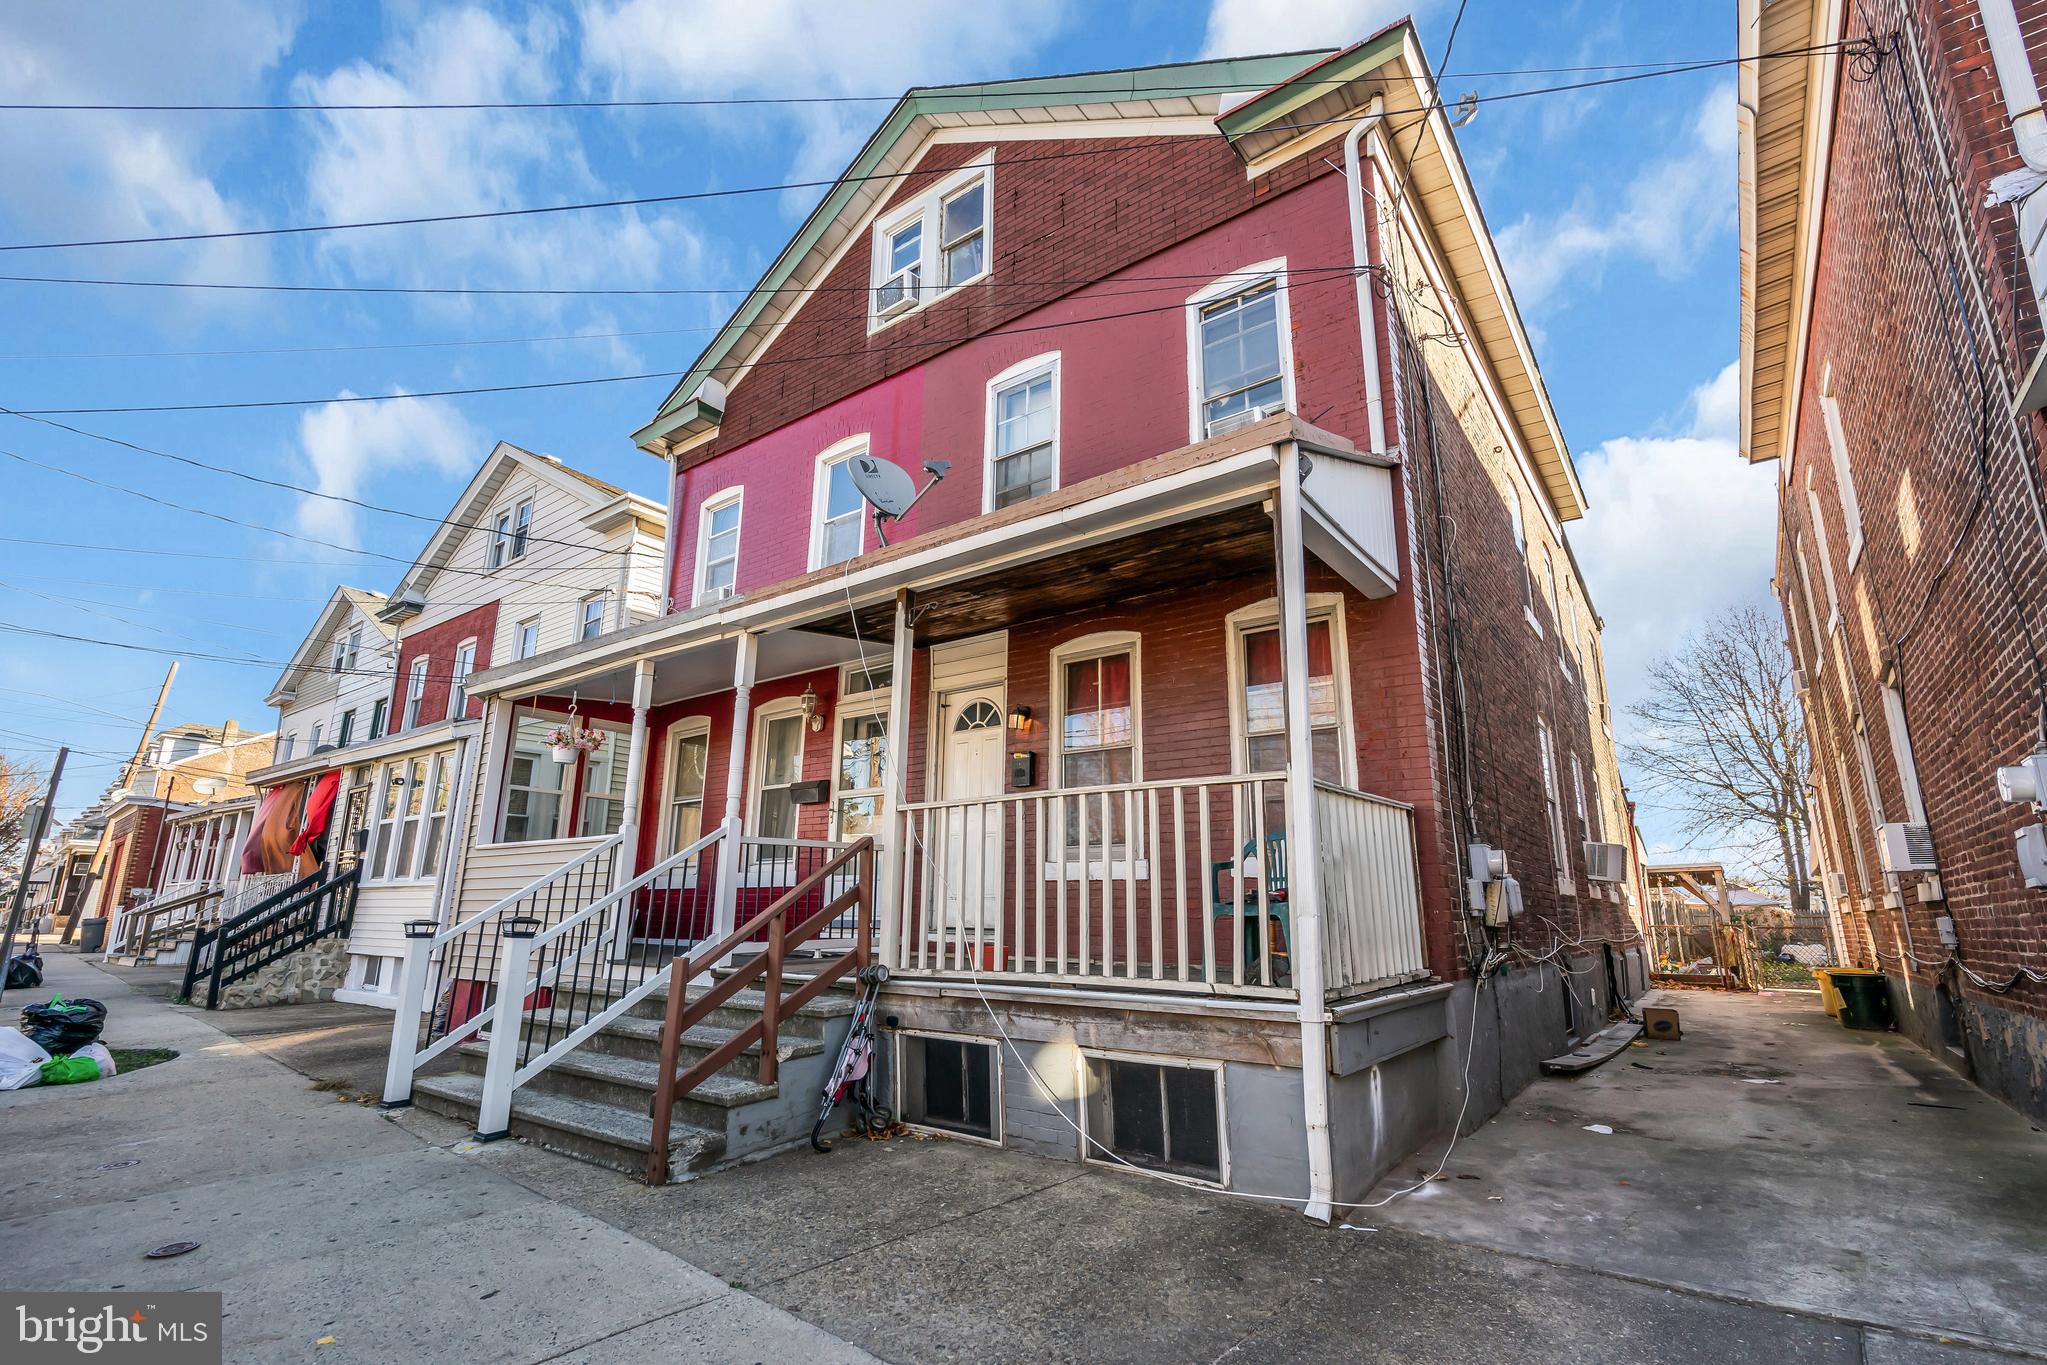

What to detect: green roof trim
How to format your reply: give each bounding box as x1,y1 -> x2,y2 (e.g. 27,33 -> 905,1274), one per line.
635,49 -> 1341,450
1213,29 -> 1407,144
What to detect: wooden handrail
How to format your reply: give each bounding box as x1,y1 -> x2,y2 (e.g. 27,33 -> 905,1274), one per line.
646,837 -> 874,1184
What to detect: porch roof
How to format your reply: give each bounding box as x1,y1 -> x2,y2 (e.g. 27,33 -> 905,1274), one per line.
247,717 -> 479,789
470,412 -> 1380,705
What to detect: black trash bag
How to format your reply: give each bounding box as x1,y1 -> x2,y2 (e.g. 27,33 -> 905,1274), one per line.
4,944 -> 42,991
21,996 -> 106,1054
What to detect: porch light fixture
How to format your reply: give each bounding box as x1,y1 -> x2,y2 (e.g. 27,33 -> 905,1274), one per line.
1007,704 -> 1033,732
800,683 -> 825,732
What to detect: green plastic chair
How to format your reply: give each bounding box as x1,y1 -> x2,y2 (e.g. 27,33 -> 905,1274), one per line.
1210,832 -> 1290,980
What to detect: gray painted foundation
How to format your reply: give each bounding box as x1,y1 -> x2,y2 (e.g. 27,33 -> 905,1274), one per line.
1884,969 -> 2047,1124
876,950 -> 1647,1206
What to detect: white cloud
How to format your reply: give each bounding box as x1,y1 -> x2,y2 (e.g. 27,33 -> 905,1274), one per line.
1496,83 -> 1737,309
577,0 -> 1073,200
1200,0 -> 1428,59
1572,360 -> 1776,718
0,2 -> 295,297
294,394 -> 478,549
295,6 -> 703,304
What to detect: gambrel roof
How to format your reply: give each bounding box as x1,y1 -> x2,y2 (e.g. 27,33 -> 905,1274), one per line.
633,21 -> 1586,521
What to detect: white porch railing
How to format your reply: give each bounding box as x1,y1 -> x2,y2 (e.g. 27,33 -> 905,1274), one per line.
1313,782 -> 1428,992
892,773 -> 1295,997
381,834 -> 621,1106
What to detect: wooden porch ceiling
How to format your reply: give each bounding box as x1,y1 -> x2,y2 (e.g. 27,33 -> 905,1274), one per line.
798,503 -> 1278,645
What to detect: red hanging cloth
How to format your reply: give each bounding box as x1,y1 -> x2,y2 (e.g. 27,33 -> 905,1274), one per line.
289,771 -> 343,857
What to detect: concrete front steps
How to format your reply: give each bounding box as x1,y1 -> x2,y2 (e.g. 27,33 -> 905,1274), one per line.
412,969 -> 855,1182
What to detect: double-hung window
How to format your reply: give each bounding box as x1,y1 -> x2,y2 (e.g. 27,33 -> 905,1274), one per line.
811,442 -> 867,569
332,627 -> 359,675
448,641 -> 475,720
1237,617 -> 1344,782
834,711 -> 888,842
402,656 -> 428,730
696,491 -> 742,604
1508,489 -> 1538,627
580,594 -> 609,641
279,733 -> 296,762
509,500 -> 532,559
664,724 -> 711,855
515,618 -> 540,660
753,710 -> 806,841
868,153 -> 993,329
310,723 -> 323,752
1538,721 -> 1571,891
1819,363 -> 1864,565
489,510 -> 512,569
987,357 -> 1057,510
576,723 -> 630,837
501,715 -> 568,843
1057,639 -> 1137,852
1191,266 -> 1289,439
336,709 -> 355,748
368,699 -> 386,741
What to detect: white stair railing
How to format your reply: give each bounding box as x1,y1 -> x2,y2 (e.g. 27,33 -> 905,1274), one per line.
471,824 -> 729,1136
382,834 -> 622,1107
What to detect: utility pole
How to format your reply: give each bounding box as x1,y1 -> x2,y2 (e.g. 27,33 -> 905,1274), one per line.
65,662 -> 175,944
0,747 -> 67,1008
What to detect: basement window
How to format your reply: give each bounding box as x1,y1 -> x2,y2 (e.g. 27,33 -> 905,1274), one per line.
1081,1052 -> 1224,1184
898,1033 -> 999,1141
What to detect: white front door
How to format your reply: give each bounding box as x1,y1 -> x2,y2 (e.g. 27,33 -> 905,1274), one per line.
938,691 -> 1007,935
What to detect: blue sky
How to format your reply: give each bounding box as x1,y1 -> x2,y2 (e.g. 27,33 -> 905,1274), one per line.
0,0 -> 1777,861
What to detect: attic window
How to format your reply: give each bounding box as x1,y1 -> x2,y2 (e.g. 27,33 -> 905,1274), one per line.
869,152 -> 993,330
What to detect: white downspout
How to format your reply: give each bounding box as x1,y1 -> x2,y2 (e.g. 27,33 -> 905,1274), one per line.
1344,99 -> 1391,455
1982,0 -> 2047,171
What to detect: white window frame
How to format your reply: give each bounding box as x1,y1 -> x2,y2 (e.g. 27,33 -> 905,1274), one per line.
1222,594 -> 1358,787
579,593 -> 610,642
448,640 -> 476,721
1879,685 -> 1927,825
828,705 -> 889,845
366,752 -> 450,884
401,656 -> 429,730
1508,484 -> 1541,634
982,353 -> 1061,513
1538,719 -> 1572,894
1819,362 -> 1864,568
278,733 -> 296,763
1794,535 -> 1827,673
808,436 -> 871,571
310,722 -> 324,752
1047,631 -> 1145,877
489,509 -> 512,570
747,697 -> 810,848
514,617 -> 540,661
1075,1047 -> 1229,1189
1806,482 -> 1842,633
1185,258 -> 1295,443
694,488 -> 744,606
659,717 -> 714,862
867,150 -> 995,333
332,626 -> 360,675
509,498 -> 533,560
893,1028 -> 1005,1147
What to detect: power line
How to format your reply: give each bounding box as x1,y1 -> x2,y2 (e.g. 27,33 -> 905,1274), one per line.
2,322 -> 727,362
0,46 -> 1868,256
0,621 -> 481,686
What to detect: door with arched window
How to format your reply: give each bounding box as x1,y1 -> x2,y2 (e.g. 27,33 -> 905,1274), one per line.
939,691 -> 1007,935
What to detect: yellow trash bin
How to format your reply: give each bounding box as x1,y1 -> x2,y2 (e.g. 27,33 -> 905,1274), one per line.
1815,967 -> 1844,1017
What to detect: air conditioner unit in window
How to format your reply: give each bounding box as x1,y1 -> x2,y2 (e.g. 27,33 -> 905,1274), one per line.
1877,821 -> 1938,873
1791,668 -> 1809,693
694,584 -> 736,608
1205,401 -> 1286,439
1822,870 -> 1851,901
1582,841 -> 1627,883
874,266 -> 920,318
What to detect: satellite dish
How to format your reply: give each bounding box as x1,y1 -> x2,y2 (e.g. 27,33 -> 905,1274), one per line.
191,776 -> 226,797
848,454 -> 951,546
847,454 -> 917,518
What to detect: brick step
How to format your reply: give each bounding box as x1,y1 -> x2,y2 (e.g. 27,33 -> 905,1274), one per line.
411,1072 -> 722,1179
454,1041 -> 778,1132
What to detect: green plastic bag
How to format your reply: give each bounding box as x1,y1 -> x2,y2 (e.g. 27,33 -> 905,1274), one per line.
38,1054 -> 100,1085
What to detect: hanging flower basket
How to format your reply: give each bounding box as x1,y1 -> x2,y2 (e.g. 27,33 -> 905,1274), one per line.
545,724 -> 606,765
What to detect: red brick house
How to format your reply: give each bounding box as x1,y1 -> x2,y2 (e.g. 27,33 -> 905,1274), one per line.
390,26 -> 1643,1215
1739,0 -> 2047,1119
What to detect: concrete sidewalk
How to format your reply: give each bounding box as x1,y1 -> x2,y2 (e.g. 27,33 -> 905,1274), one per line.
0,947 -> 881,1365
1363,988 -> 2047,1356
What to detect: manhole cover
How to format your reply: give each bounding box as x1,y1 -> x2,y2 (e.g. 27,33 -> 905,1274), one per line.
95,1160 -> 141,1171
145,1242 -> 199,1260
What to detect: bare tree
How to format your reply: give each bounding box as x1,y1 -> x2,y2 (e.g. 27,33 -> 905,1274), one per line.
0,754 -> 44,877
1625,605 -> 1812,909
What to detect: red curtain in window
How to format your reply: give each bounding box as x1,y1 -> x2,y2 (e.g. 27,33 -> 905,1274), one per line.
1307,620 -> 1333,678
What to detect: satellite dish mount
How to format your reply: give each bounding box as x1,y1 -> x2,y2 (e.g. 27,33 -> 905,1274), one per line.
848,455 -> 950,547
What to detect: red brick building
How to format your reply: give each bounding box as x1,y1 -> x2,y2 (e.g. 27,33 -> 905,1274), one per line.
399,26 -> 1645,1211
1739,0 -> 2047,1118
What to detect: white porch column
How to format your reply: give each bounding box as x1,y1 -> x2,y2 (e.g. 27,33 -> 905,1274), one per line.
712,633 -> 759,949
1274,441 -> 1338,1225
611,660 -> 656,961
878,590 -> 915,969
473,697 -> 519,846
474,916 -> 540,1141
380,918 -> 438,1107
427,733 -> 476,931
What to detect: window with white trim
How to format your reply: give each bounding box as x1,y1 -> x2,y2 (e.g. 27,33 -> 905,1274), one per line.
751,707 -> 806,841
514,618 -> 540,661
1190,264 -> 1291,439
501,714 -> 568,843
663,722 -> 711,856
1054,634 -> 1139,852
419,755 -> 452,876
833,710 -> 888,842
1819,363 -> 1864,565
986,356 -> 1058,511
810,440 -> 868,569
369,754 -> 445,882
336,708 -> 356,748
310,722 -> 324,752
695,490 -> 742,605
1571,750 -> 1589,841
368,698 -> 387,741
447,641 -> 475,720
1806,484 -> 1842,631
278,733 -> 296,762
401,656 -> 428,730
1230,605 -> 1349,783
580,594 -> 609,642
868,152 -> 993,329
1508,487 -> 1537,624
489,509 -> 512,569
1794,535 -> 1826,669
332,627 -> 360,675
1538,720 -> 1571,891
510,499 -> 532,559
575,721 -> 631,837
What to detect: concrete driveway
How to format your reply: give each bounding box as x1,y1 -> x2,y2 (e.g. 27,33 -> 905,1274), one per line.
1363,988 -> 2047,1357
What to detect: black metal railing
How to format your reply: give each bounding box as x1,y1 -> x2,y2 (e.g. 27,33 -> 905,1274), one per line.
184,868 -> 359,1009
181,870 -> 322,1003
